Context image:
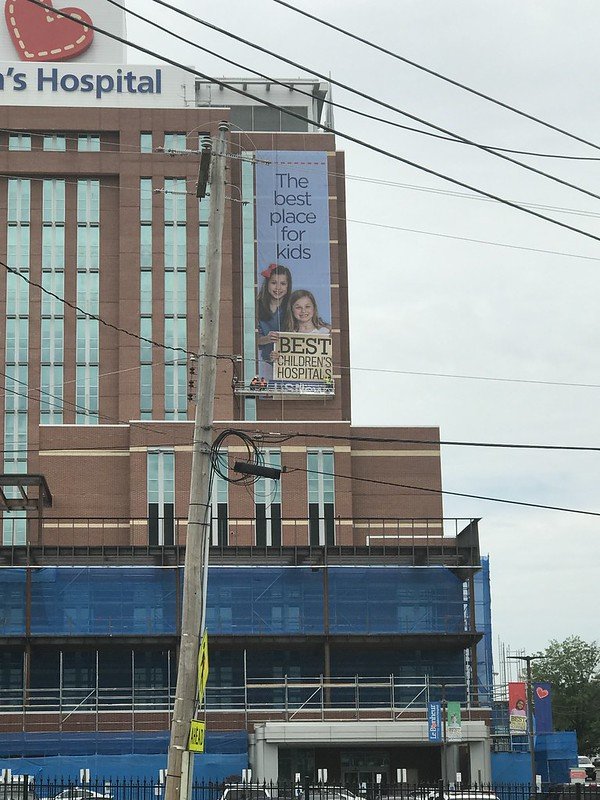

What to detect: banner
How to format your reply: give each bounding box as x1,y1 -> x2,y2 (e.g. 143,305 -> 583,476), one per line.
509,681 -> 528,735
255,151 -> 332,391
427,701 -> 442,742
272,332 -> 332,384
446,701 -> 462,741
534,681 -> 553,734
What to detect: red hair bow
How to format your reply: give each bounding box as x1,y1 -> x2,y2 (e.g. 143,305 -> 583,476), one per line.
260,263 -> 279,279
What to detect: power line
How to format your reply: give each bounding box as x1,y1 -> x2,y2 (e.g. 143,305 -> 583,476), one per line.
26,0 -> 600,246
239,428 -> 600,452
2,168 -> 600,260
293,464 -> 600,517
271,0 -> 600,156
101,0 -> 600,163
0,370 -> 185,438
342,216 -> 600,262
0,257 -> 231,363
137,0 -> 600,207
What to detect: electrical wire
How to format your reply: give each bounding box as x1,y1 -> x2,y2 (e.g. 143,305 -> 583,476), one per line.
22,0 -> 600,246
293,464 -> 600,517
211,428 -> 262,485
235,428 -> 600,453
135,0 -> 600,206
341,215 -> 600,263
271,0 -> 600,156
0,257 -> 233,364
101,0 -> 600,163
0,369 -> 191,438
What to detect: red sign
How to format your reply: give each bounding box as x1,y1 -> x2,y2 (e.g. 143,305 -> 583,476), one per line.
5,0 -> 94,62
508,681 -> 528,734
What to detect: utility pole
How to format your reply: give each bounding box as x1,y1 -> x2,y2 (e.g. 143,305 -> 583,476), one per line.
508,654 -> 546,789
165,121 -> 229,800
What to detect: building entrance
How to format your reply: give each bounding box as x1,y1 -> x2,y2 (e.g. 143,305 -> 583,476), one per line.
340,750 -> 390,787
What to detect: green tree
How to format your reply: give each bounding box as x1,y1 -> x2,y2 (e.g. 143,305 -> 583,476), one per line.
531,636 -> 600,755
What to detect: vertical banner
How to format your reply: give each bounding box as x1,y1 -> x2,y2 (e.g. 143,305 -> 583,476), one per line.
446,701 -> 462,741
509,681 -> 528,734
534,682 -> 553,734
255,151 -> 333,393
427,701 -> 442,742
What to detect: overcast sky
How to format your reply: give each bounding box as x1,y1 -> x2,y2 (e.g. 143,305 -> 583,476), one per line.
121,0 -> 600,656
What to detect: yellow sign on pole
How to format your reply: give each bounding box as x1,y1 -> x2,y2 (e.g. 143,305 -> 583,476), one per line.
188,720 -> 206,753
198,629 -> 209,702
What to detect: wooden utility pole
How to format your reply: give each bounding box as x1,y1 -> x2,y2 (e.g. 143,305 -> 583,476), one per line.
165,121 -> 229,800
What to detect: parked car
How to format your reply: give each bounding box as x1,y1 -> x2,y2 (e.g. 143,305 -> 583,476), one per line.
578,756 -> 597,781
218,786 -> 272,800
304,790 -> 361,800
53,790 -> 112,800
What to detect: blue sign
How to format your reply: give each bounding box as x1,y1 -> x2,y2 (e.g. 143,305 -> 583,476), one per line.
534,682 -> 554,734
428,701 -> 442,742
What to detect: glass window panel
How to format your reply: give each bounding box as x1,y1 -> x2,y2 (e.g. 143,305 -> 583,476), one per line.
8,134 -> 31,151
281,106 -> 309,132
254,106 -> 280,131
140,132 -> 153,153
43,135 -> 66,152
78,135 -> 100,152
140,270 -> 152,314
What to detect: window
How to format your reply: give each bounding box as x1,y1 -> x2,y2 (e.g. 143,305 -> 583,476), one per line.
3,178 -> 30,545
255,449 -> 282,546
140,132 -> 153,153
211,451 -> 229,546
43,134 -> 66,152
140,179 -> 153,419
307,450 -> 335,545
228,105 -> 309,132
75,180 -> 100,424
77,135 -> 100,152
164,132 -> 186,151
164,179 -> 187,420
41,181 -> 65,424
147,450 -> 175,545
8,134 -> 31,151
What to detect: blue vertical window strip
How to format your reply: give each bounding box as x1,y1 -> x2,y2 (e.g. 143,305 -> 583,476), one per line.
3,178 -> 30,544
75,180 -> 100,424
163,178 -> 187,420
241,155 -> 256,420
140,178 -> 153,419
40,179 -> 65,424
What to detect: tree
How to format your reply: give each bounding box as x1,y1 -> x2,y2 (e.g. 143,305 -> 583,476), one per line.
531,636 -> 600,755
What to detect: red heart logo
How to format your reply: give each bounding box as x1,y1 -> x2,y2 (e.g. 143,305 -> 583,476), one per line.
536,686 -> 549,699
5,0 -> 94,62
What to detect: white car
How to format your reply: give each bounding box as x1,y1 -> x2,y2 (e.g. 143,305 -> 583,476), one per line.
53,790 -> 113,800
578,755 -> 597,781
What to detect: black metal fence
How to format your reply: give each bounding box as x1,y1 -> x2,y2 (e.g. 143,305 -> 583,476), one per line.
1,780 -> 599,800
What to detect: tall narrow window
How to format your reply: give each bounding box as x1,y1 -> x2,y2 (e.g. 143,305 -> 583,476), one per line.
140,132 -> 153,153
40,179 -> 65,424
255,449 -> 282,546
211,450 -> 228,546
307,450 -> 335,546
198,194 -> 210,335
147,450 -> 175,546
140,178 -> 153,419
76,180 -> 100,424
164,178 -> 187,420
3,178 -> 30,545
